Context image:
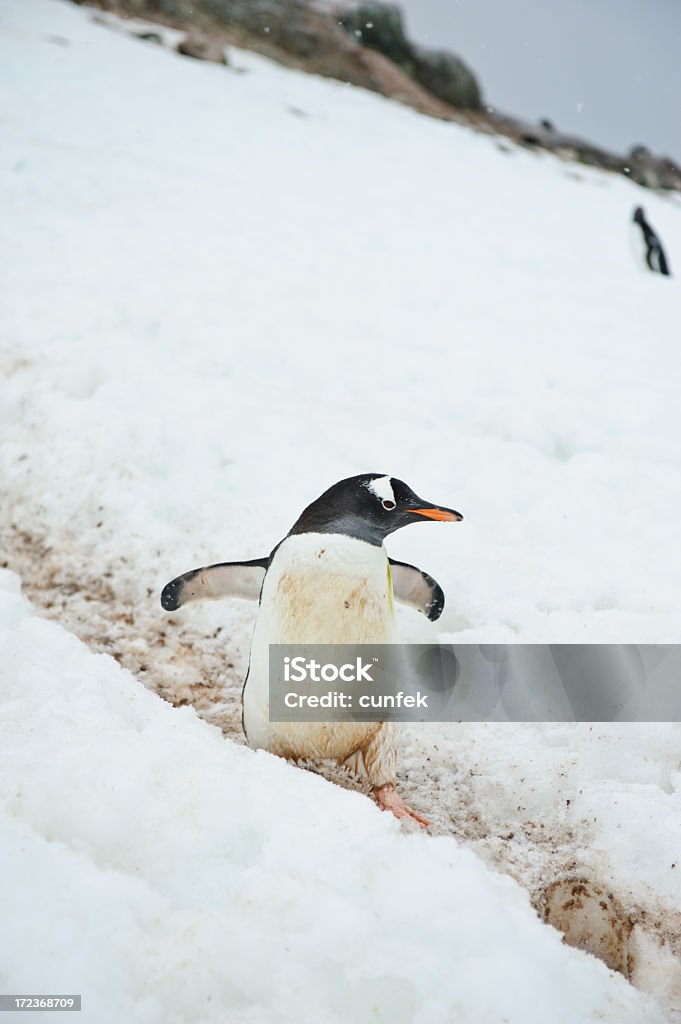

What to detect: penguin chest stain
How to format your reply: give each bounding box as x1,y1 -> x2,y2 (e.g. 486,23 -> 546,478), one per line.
271,542 -> 394,644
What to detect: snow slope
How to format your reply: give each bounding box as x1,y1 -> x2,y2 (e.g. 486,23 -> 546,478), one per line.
0,572 -> 666,1024
1,0 -> 680,644
1,1 -> 681,1020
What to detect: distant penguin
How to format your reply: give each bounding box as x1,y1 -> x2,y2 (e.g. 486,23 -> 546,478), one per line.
162,474 -> 462,826
631,206 -> 671,276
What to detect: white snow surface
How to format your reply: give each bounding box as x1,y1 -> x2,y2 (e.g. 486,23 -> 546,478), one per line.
0,573 -> 666,1023
1,1 -> 681,1021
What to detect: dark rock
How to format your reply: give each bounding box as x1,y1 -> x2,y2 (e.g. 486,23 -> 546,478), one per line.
177,35 -> 229,62
519,133 -> 541,148
337,2 -> 412,65
412,47 -> 481,110
135,30 -> 164,43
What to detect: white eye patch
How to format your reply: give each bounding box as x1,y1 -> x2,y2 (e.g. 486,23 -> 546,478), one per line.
366,476 -> 395,506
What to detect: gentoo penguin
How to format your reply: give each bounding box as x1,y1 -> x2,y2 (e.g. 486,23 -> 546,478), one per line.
631,206 -> 671,276
161,474 -> 462,827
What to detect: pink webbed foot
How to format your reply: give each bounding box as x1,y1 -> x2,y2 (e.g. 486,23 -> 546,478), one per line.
373,784 -> 430,828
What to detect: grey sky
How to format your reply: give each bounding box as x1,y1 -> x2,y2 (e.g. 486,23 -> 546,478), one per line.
396,0 -> 681,161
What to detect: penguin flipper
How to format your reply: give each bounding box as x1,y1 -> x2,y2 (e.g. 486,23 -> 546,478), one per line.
388,559 -> 445,622
161,558 -> 268,611
654,243 -> 671,276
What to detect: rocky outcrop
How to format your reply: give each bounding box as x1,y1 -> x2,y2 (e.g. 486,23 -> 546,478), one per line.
89,0 -> 481,111
337,3 -> 481,110
177,34 -> 229,62
626,146 -> 681,192
337,2 -> 412,65
501,115 -> 681,192
411,47 -> 481,110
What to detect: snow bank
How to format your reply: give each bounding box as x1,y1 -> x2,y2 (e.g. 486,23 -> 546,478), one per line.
0,573 -> 664,1023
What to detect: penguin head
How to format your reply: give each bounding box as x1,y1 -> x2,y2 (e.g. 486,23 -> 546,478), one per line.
633,206 -> 645,225
288,474 -> 463,546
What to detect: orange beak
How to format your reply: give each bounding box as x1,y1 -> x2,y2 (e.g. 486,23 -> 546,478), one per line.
412,507 -> 463,522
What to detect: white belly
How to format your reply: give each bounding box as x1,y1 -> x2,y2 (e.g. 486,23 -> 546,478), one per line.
629,222 -> 649,271
243,533 -> 397,768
